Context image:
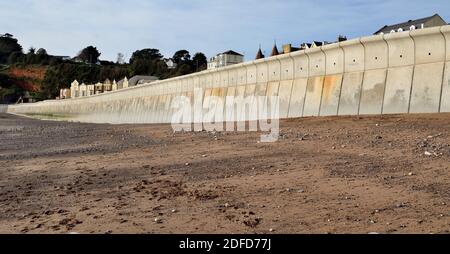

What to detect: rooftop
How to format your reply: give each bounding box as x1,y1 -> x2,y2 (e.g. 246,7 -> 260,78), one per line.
374,14 -> 446,34
220,50 -> 243,56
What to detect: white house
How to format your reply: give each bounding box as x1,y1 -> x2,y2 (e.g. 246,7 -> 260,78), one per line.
207,50 -> 244,70
164,58 -> 177,69
70,80 -> 79,98
79,83 -> 87,97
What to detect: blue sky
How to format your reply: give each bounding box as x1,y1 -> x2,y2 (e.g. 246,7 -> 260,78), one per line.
1,0 -> 449,62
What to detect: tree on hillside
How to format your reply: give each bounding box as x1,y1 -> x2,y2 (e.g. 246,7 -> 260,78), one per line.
28,47 -> 36,54
172,50 -> 191,65
36,48 -> 48,55
0,33 -> 23,64
129,48 -> 162,64
0,72 -> 24,103
1,33 -> 13,38
77,46 -> 101,64
8,51 -> 22,64
35,48 -> 49,65
24,47 -> 49,65
192,52 -> 207,71
129,48 -> 164,76
99,65 -> 130,81
173,63 -> 193,76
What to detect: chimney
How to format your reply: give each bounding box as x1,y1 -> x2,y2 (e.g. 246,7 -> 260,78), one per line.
282,44 -> 292,54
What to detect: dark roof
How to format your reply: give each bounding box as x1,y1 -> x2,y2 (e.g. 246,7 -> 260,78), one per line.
221,50 -> 243,56
374,14 -> 446,34
255,48 -> 265,60
270,45 -> 279,57
128,75 -> 159,86
300,43 -> 312,48
117,75 -> 158,86
313,41 -> 323,46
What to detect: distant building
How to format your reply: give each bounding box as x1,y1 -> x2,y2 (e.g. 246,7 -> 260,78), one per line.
79,83 -> 87,97
87,84 -> 95,96
300,43 -> 312,50
117,77 -> 129,89
311,41 -> 323,48
255,46 -> 265,60
337,35 -> 347,42
270,44 -> 279,57
94,82 -> 103,94
374,14 -> 447,35
112,80 -> 118,91
164,58 -> 177,69
71,56 -> 101,65
59,89 -> 71,99
282,44 -> 300,54
208,50 -> 244,69
103,79 -> 112,92
129,75 -> 159,86
17,91 -> 34,103
72,57 -> 84,63
116,75 -> 158,88
70,80 -> 79,98
66,75 -> 158,99
53,56 -> 71,61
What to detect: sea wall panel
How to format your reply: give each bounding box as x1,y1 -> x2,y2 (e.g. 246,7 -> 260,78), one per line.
341,38 -> 365,72
323,43 -> 344,75
268,58 -> 281,82
303,77 -> 324,116
409,27 -> 446,113
306,48 -> 325,77
361,34 -> 388,70
410,62 -> 444,113
278,80 -> 293,118
382,31 -> 415,114
338,72 -> 363,115
383,66 -> 414,114
256,60 -> 269,83
359,69 -> 387,115
279,55 -> 294,80
320,75 -> 342,116
292,51 -> 309,78
244,84 -> 257,121
246,63 -> 257,84
441,62 -> 450,112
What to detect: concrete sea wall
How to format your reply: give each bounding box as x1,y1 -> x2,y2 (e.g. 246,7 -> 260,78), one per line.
7,25 -> 450,124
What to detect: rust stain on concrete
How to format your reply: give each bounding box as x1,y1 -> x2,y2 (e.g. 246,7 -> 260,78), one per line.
322,75 -> 342,102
